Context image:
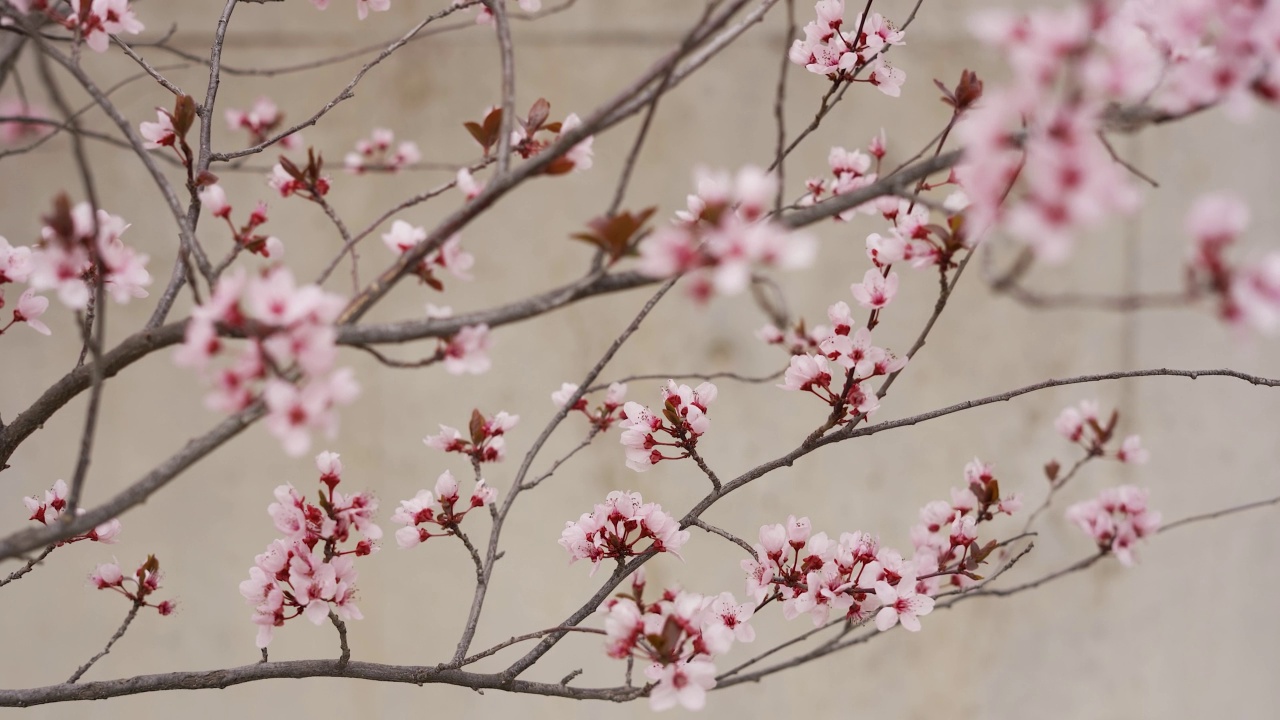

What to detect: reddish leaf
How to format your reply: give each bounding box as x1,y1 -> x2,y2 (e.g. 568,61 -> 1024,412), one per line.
524,97 -> 551,133
469,409 -> 486,445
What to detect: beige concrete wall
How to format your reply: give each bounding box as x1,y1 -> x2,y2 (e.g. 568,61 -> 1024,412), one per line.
2,1 -> 1279,717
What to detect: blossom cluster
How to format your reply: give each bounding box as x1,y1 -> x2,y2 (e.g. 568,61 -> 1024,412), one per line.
596,570 -> 754,711
618,381 -> 718,472
173,266 -> 359,456
0,198 -> 151,319
91,555 -> 175,616
776,294 -> 906,417
268,151 -> 332,200
559,491 -> 689,574
956,1 -> 1280,264
381,220 -> 474,291
23,479 -> 122,545
240,452 -> 378,649
225,96 -> 303,150
391,470 -> 496,549
1065,485 -> 1161,566
742,516 -> 933,629
550,381 -> 628,430
423,409 -> 519,463
1054,399 -> 1148,464
909,458 -> 1022,592
344,128 -> 421,173
789,1 -> 907,96
7,0 -> 145,53
798,135 -> 885,220
637,166 -> 816,300
1184,193 -> 1280,334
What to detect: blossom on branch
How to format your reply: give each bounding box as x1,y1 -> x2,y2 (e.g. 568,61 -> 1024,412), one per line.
559,491 -> 689,573
1066,485 -> 1161,566
617,381 -> 718,472
240,452 -> 378,648
392,470 -> 495,549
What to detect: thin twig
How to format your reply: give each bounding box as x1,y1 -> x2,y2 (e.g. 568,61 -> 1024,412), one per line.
67,601 -> 143,684
0,544 -> 55,588
688,518 -> 754,556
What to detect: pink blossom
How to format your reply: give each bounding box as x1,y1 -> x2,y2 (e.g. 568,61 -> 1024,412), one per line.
647,660 -> 717,711
874,572 -> 935,632
31,202 -> 150,309
91,560 -> 124,589
559,491 -> 689,573
199,184 -> 231,219
457,168 -> 484,200
0,97 -> 53,145
779,353 -> 832,393
0,236 -> 32,284
557,113 -> 594,172
12,288 -> 50,335
1116,435 -> 1150,464
139,109 -> 176,149
1067,485 -> 1161,566
442,324 -> 491,375
70,0 -> 145,53
850,268 -> 899,309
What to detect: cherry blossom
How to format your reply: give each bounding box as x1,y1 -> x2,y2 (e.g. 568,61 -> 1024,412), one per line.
0,288 -> 50,336
138,109 -> 176,149
849,268 -> 899,309
441,324 -> 491,375
29,199 -> 151,309
873,572 -> 935,631
382,221 -> 474,290
1066,485 -> 1161,566
173,267 -> 358,456
22,479 -> 122,545
241,453 -> 378,648
0,97 -> 54,145
392,470 -> 495,549
637,167 -> 816,299
68,0 -> 145,53
422,409 -> 518,463
790,1 -> 908,96
225,96 -> 302,149
559,491 -> 689,573
344,127 -> 421,173
90,554 -> 174,615
551,381 -> 628,430
617,381 -> 718,472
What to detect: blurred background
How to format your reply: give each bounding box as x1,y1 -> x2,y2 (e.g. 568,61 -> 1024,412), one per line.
2,0 -> 1279,717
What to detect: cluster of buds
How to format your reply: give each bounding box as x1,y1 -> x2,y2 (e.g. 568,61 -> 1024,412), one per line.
11,195 -> 152,311
1184,193 -> 1280,334
1065,485 -> 1161,566
23,479 -> 122,544
268,150 -> 331,200
778,297 -> 906,417
618,381 -> 718,472
196,181 -> 283,259
464,99 -> 593,174
380,221 -> 474,291
788,1 -> 907,96
344,128 -> 421,173
637,166 -> 816,300
910,458 -> 1022,592
423,409 -> 519,463
597,571 -> 753,711
1053,400 -> 1148,464
742,516 -> 935,630
558,491 -> 689,575
239,452 -> 378,649
11,0 -> 145,53
91,555 -> 175,616
391,470 -> 496,549
225,96 -> 303,150
550,381 -> 628,430
173,266 -> 359,457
